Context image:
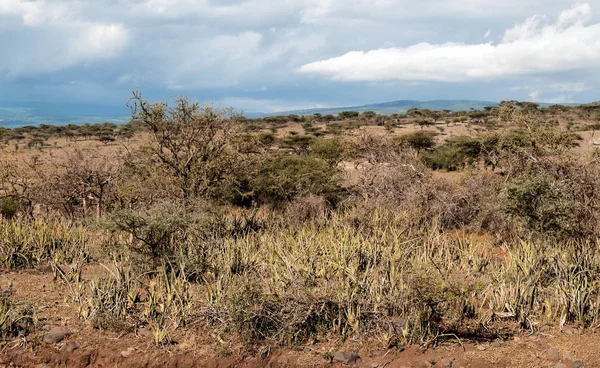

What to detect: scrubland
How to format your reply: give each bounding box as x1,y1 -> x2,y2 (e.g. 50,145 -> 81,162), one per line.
2,98 -> 600,366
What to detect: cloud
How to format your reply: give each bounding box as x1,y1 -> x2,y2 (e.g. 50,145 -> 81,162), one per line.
298,3 -> 600,83
0,0 -> 71,26
0,0 -> 129,77
221,97 -> 330,113
2,0 -> 600,107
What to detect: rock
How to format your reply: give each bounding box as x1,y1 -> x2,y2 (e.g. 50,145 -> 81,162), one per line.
392,318 -> 409,331
564,351 -> 574,361
593,139 -> 600,146
490,341 -> 502,347
43,326 -> 70,344
120,347 -> 136,358
138,327 -> 152,337
571,361 -> 584,368
333,351 -> 361,365
439,357 -> 454,368
547,348 -> 561,362
64,341 -> 81,353
476,345 -> 486,351
562,325 -> 578,335
71,350 -> 92,367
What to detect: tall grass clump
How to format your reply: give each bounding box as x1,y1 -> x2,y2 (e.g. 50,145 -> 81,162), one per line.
0,219 -> 90,270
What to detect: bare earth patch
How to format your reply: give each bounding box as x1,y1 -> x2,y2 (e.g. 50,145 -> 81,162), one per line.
0,270 -> 597,368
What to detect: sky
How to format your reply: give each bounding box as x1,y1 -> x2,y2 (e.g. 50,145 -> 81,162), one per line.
1,0 -> 599,113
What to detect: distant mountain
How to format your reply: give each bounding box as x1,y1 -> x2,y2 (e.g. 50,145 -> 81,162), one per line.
0,101 -> 130,128
0,99 -> 579,128
248,100 -> 501,117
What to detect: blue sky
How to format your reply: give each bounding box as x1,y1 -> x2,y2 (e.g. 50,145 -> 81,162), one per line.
1,0 -> 599,112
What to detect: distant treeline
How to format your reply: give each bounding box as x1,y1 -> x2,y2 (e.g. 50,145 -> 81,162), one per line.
0,121 -> 146,146
1,100 -> 599,146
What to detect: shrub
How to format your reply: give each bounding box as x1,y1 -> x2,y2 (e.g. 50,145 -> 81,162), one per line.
396,131 -> 437,152
421,136 -> 482,170
128,92 -> 244,200
338,111 -> 359,119
0,197 -> 19,219
279,135 -> 314,155
250,154 -> 342,206
0,294 -> 36,339
311,138 -> 345,166
257,132 -> 276,146
108,201 -> 216,265
501,161 -> 599,238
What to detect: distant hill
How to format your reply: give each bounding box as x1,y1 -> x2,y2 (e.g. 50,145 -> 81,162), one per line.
0,99 -> 579,128
248,100 -> 501,117
0,101 -> 130,128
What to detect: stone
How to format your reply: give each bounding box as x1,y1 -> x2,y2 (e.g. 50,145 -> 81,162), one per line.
571,361 -> 584,368
120,347 -> 136,358
476,345 -> 486,351
64,341 -> 81,353
333,351 -> 361,365
43,326 -> 70,344
392,318 -> 409,331
490,341 -> 502,347
564,351 -> 574,361
138,327 -> 152,337
547,348 -> 561,362
439,357 -> 454,368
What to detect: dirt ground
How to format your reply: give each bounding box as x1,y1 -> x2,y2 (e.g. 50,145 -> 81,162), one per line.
0,268 -> 598,368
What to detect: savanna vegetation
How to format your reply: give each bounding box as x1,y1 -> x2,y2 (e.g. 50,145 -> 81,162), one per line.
2,95 -> 600,363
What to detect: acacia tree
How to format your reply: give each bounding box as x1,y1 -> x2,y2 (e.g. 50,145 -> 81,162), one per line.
128,92 -> 243,200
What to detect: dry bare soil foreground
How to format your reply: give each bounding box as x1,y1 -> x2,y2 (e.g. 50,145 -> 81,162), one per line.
0,267 -> 597,367
0,266 -> 600,368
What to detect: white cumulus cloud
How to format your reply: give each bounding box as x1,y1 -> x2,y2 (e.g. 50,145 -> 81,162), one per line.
298,3 -> 600,83
0,0 -> 129,77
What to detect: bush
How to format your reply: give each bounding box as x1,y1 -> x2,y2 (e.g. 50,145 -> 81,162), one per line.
0,197 -> 19,219
250,154 -> 342,206
311,138 -> 345,166
421,136 -> 482,170
396,131 -> 437,152
128,92 -> 244,200
108,201 -> 216,265
501,161 -> 599,238
338,111 -> 359,119
257,132 -> 276,146
279,135 -> 314,155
